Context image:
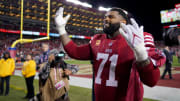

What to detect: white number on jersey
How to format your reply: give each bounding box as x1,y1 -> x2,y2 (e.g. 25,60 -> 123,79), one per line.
95,53 -> 118,87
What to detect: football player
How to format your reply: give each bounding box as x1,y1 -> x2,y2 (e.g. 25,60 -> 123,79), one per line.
55,7 -> 166,101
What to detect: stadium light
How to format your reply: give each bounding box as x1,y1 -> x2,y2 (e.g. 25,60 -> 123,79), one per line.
98,6 -> 111,12
66,0 -> 92,8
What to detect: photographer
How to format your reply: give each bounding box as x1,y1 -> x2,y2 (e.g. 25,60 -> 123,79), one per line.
37,49 -> 79,101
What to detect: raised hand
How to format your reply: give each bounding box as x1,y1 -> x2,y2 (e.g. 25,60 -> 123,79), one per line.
55,7 -> 71,35
119,18 -> 148,62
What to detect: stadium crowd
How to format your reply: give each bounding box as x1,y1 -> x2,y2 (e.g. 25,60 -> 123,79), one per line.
0,33 -> 90,60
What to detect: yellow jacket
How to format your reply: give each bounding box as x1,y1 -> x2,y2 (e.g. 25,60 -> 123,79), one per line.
22,60 -> 36,78
0,58 -> 15,77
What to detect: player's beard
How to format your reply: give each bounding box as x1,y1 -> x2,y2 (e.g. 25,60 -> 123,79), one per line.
103,23 -> 120,35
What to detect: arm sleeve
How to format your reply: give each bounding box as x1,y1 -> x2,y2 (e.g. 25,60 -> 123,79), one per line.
144,32 -> 166,67
64,40 -> 92,60
136,32 -> 166,87
136,60 -> 160,87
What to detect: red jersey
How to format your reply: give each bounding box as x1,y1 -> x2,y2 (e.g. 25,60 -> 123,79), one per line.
64,32 -> 165,101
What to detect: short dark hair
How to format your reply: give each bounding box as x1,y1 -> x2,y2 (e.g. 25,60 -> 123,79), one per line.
3,51 -> 11,59
110,7 -> 132,24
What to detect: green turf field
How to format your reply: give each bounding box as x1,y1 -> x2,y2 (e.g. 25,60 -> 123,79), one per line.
0,76 -> 158,101
1,56 -> 179,101
172,56 -> 180,67
65,55 -> 180,67
65,59 -> 91,65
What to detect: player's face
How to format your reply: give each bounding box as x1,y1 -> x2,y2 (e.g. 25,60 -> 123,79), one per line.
103,11 -> 126,35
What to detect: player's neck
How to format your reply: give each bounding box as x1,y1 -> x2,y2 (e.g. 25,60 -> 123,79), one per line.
107,31 -> 120,39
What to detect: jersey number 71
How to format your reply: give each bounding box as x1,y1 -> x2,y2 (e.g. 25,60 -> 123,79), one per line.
95,53 -> 118,87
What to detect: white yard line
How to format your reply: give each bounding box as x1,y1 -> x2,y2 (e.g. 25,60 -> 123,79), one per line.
143,85 -> 180,101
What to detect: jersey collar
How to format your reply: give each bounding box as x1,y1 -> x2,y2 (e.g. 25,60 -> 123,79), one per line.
106,34 -> 123,40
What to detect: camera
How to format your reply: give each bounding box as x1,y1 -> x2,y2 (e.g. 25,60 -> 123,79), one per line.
50,51 -> 65,67
54,51 -> 65,63
163,27 -> 180,46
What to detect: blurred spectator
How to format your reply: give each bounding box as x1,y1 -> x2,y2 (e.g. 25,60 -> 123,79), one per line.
0,51 -> 15,96
36,43 -> 50,71
161,46 -> 173,79
22,54 -> 36,100
39,43 -> 50,64
0,33 -> 90,59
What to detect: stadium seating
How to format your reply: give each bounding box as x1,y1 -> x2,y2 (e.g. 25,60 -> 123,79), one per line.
0,0 -> 105,60
0,0 -> 104,36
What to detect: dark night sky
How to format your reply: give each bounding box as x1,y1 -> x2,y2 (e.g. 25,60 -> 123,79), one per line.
81,0 -> 180,41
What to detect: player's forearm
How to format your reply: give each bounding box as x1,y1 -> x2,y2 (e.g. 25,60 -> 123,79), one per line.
137,60 -> 160,87
140,68 -> 160,87
64,40 -> 91,60
60,34 -> 72,46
